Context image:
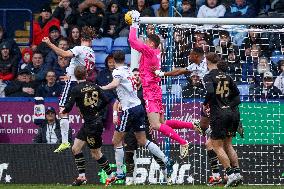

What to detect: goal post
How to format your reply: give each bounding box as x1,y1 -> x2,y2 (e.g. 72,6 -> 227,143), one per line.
130,17 -> 284,185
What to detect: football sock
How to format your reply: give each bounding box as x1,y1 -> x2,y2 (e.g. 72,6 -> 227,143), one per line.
165,120 -> 194,130
159,124 -> 187,145
97,155 -> 112,176
60,118 -> 69,143
74,152 -> 86,177
115,146 -> 124,175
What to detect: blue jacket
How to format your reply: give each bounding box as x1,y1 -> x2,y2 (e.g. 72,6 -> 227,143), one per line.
224,2 -> 257,18
36,82 -> 62,97
26,63 -> 49,83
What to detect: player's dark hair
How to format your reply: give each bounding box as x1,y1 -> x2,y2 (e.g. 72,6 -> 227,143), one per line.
148,34 -> 160,48
192,47 -> 204,56
81,26 -> 96,41
217,60 -> 228,72
132,68 -> 139,72
74,66 -> 87,80
206,52 -> 220,64
113,50 -> 125,64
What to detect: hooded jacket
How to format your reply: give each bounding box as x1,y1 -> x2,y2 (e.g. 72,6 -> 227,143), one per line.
0,27 -> 21,62
224,0 -> 257,18
197,0 -> 226,18
101,0 -> 126,37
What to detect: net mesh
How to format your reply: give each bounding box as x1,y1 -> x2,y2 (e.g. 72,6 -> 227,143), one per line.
133,24 -> 284,185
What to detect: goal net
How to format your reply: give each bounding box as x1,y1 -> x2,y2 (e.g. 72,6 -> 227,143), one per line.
131,18 -> 284,185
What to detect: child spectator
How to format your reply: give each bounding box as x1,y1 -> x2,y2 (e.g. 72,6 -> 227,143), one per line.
36,70 -> 62,97
0,42 -> 18,81
19,48 -> 33,70
68,26 -> 81,49
32,5 -> 60,49
197,0 -> 226,18
157,0 -> 169,17
179,0 -> 195,17
100,0 -> 127,38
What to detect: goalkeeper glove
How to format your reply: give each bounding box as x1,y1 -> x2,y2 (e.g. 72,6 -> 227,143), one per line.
155,70 -> 165,77
131,10 -> 140,28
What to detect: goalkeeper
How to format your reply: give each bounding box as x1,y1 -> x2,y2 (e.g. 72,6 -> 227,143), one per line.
127,10 -> 202,159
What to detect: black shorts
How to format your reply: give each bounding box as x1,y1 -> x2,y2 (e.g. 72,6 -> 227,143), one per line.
116,104 -> 146,133
76,121 -> 104,149
210,107 -> 239,140
124,123 -> 153,151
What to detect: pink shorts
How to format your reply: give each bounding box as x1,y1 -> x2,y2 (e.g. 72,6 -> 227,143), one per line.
145,99 -> 164,114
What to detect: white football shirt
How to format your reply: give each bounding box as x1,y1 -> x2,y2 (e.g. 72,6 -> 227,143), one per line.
67,46 -> 96,81
112,66 -> 141,111
186,58 -> 208,79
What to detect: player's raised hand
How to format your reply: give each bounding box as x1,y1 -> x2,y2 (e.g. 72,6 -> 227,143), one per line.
42,37 -> 52,45
154,70 -> 165,77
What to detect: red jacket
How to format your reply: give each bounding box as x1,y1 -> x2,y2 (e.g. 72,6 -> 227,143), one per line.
32,18 -> 60,46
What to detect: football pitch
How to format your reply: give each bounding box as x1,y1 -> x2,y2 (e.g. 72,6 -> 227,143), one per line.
1,185 -> 283,189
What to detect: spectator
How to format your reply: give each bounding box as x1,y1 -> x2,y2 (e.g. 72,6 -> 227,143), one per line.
68,25 -> 81,49
196,38 -> 210,53
45,37 -> 69,69
100,0 -> 127,38
131,0 -> 155,16
19,48 -> 33,70
33,106 -> 72,144
96,54 -> 116,101
157,0 -> 169,17
0,26 -> 21,62
67,0 -> 105,31
32,5 -> 60,48
274,60 -> 284,94
0,42 -> 18,81
52,0 -> 72,37
250,71 -> 283,100
179,0 -> 195,17
253,57 -> 271,87
36,70 -> 62,97
227,49 -> 242,83
224,0 -> 257,18
37,25 -> 61,58
243,25 -> 270,57
53,56 -> 70,82
197,0 -> 226,18
26,51 -> 49,87
182,71 -> 206,98
4,69 -> 36,97
214,30 -> 239,60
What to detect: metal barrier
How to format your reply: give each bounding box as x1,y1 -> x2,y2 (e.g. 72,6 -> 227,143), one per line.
0,9 -> 33,46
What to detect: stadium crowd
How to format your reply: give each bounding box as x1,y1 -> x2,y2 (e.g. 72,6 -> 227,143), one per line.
0,0 -> 283,100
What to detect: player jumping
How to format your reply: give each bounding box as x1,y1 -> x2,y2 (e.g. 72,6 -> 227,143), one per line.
61,66 -> 116,186
100,51 -> 174,186
203,58 -> 243,187
42,26 -> 96,153
128,10 -> 201,159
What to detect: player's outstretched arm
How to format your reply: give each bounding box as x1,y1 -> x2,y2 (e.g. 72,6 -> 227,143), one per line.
100,78 -> 120,90
42,37 -> 73,58
155,68 -> 190,77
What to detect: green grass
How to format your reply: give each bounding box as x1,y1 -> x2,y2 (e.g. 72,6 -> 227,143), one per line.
0,185 -> 283,189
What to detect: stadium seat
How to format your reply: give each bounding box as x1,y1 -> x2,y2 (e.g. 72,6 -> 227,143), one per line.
92,37 -> 113,54
271,54 -> 284,64
95,53 -> 109,69
151,4 -> 160,16
112,37 -> 130,53
171,84 -> 182,98
237,84 -> 250,96
125,54 -> 131,65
